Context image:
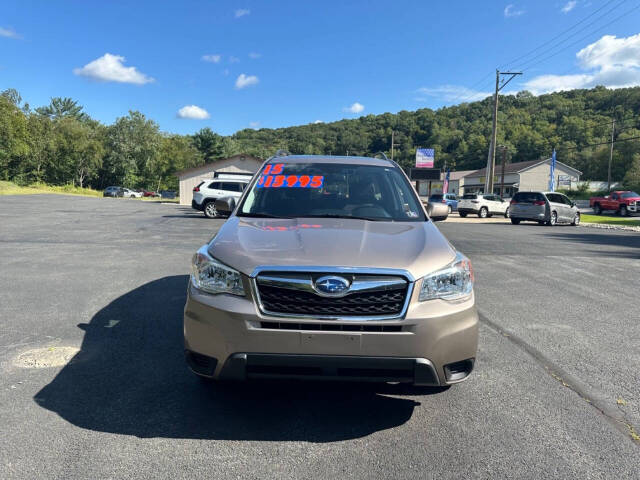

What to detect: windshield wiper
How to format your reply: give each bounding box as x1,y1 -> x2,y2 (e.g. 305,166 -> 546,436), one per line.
300,214 -> 387,221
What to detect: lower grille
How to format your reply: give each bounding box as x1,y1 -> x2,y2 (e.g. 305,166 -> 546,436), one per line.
255,272 -> 410,318
259,321 -> 403,332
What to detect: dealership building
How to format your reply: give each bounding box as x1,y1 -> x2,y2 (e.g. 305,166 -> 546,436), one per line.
461,158 -> 582,197
174,154 -> 263,205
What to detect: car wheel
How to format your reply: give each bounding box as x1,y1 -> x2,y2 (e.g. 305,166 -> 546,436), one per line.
504,207 -> 510,218
619,205 -> 628,217
594,204 -> 602,215
459,212 -> 467,218
511,218 -> 520,225
546,211 -> 557,226
478,207 -> 488,218
447,205 -> 452,214
204,201 -> 218,218
572,212 -> 581,226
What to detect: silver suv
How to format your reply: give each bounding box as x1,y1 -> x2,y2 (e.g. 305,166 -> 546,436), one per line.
183,154 -> 478,387
510,191 -> 580,226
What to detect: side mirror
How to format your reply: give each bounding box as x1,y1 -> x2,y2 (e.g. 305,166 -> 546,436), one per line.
215,196 -> 236,214
427,202 -> 449,222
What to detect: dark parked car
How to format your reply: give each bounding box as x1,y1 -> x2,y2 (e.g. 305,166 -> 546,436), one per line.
103,186 -> 124,197
160,190 -> 177,199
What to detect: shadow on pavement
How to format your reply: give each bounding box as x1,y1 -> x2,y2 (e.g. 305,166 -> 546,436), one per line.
545,230 -> 640,258
35,275 -> 438,441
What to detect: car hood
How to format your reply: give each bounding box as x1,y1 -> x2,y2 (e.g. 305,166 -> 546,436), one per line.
208,216 -> 457,279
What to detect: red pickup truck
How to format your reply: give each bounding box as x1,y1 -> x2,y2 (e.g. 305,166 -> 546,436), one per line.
589,190 -> 640,216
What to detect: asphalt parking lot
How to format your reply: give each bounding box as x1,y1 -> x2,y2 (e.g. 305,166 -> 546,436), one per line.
1,195 -> 639,479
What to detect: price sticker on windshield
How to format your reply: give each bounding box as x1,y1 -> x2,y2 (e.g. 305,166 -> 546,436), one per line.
256,174 -> 324,188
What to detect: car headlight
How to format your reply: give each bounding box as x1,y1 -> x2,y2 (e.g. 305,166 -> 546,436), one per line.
191,246 -> 245,296
419,252 -> 474,301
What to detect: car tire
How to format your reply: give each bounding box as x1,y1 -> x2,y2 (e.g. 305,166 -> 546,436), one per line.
619,205 -> 628,217
511,218 -> 521,225
594,203 -> 602,215
459,212 -> 467,218
546,211 -> 557,226
572,212 -> 581,226
504,207 -> 510,218
447,205 -> 452,214
203,201 -> 218,219
478,207 -> 488,218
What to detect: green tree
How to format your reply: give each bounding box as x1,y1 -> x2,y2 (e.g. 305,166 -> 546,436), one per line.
36,97 -> 87,120
623,154 -> 640,192
191,127 -> 225,162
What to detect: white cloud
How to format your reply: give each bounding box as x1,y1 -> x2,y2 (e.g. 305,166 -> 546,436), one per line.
177,105 -> 210,120
235,9 -> 250,18
313,120 -> 324,124
202,54 -> 221,63
524,33 -> 640,95
416,85 -> 492,103
248,52 -> 262,59
229,56 -> 240,63
73,53 -> 154,85
235,73 -> 259,89
504,4 -> 525,17
343,102 -> 365,114
561,1 -> 577,13
0,27 -> 21,39
249,121 -> 260,129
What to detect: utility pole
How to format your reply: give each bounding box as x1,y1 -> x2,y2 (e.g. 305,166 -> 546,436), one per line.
607,119 -> 615,191
390,131 -> 399,160
485,70 -> 522,194
499,145 -> 507,198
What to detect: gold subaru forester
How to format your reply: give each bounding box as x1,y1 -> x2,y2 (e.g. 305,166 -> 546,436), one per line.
184,154 -> 477,386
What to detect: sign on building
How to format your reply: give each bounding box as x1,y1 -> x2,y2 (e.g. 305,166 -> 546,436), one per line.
558,175 -> 571,187
416,148 -> 434,168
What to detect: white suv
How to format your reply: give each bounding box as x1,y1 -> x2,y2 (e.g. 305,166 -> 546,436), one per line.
192,179 -> 249,218
457,194 -> 510,218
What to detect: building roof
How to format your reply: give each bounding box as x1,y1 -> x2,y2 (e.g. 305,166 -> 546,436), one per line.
441,169 -> 478,181
173,154 -> 263,177
464,158 -> 582,178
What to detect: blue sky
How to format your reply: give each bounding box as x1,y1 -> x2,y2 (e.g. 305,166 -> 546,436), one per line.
2,1 -> 640,135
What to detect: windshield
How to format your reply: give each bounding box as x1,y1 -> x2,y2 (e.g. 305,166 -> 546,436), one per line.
238,162 -> 425,222
429,194 -> 444,201
621,192 -> 639,198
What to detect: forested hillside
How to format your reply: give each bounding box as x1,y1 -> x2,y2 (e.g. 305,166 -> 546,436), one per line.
2,85 -> 640,191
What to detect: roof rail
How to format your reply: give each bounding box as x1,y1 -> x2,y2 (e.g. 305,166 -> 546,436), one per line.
374,151 -> 390,161
274,149 -> 291,157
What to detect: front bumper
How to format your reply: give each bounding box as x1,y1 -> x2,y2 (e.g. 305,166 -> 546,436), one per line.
183,278 -> 478,385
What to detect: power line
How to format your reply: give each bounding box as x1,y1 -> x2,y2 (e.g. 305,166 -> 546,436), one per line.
558,135 -> 640,151
450,0 -> 629,104
518,2 -> 640,73
500,0 -> 622,70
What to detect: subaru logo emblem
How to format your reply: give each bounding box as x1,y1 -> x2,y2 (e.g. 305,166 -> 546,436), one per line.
313,276 -> 350,297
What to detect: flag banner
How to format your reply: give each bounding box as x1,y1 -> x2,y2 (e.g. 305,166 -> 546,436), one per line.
549,149 -> 556,192
443,168 -> 450,194
416,148 -> 435,168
